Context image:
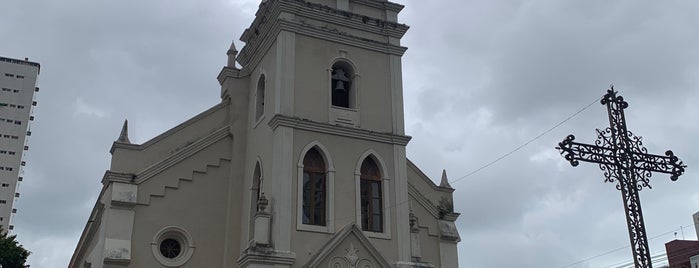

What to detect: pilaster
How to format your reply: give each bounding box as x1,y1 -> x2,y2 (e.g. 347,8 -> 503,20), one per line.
102,182 -> 137,267
393,145 -> 411,266
389,54 -> 405,135
222,64 -> 251,267
271,125 -> 294,252
274,30 -> 296,116
438,219 -> 461,268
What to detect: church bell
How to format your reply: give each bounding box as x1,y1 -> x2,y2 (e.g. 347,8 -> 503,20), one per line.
334,80 -> 346,94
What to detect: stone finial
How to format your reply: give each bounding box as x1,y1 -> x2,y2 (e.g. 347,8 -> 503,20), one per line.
439,169 -> 452,189
257,192 -> 269,212
227,41 -> 239,68
116,119 -> 131,144
409,210 -> 419,232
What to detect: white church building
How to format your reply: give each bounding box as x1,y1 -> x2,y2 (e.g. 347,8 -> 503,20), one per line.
69,0 -> 460,267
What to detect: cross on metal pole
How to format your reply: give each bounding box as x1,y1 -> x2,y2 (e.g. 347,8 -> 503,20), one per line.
556,87 -> 687,268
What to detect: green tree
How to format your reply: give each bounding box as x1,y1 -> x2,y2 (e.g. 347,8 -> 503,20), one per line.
0,227 -> 30,268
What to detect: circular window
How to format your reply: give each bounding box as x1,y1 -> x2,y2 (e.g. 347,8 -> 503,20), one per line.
159,238 -> 182,259
151,226 -> 194,266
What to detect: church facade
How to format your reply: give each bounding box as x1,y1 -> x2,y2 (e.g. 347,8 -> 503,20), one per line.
69,0 -> 460,267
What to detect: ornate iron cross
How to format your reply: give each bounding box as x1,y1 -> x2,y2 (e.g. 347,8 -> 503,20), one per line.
556,88 -> 686,268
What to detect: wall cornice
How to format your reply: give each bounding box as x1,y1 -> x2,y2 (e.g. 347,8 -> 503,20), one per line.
134,126 -> 231,184
408,183 -> 441,220
217,67 -> 244,85
352,0 -> 405,13
407,160 -> 455,194
237,249 -> 296,267
290,1 -> 409,39
102,171 -> 135,185
268,114 -> 411,146
282,20 -> 408,55
237,0 -> 408,73
109,101 -> 229,154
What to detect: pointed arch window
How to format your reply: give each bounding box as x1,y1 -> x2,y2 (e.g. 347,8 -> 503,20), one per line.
248,162 -> 263,241
302,148 -> 326,226
255,75 -> 265,122
360,157 -> 383,232
252,163 -> 262,212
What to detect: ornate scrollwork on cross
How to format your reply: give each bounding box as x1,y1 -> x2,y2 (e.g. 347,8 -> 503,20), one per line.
556,87 -> 687,268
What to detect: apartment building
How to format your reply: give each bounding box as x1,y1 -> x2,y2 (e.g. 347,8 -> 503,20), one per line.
0,56 -> 39,232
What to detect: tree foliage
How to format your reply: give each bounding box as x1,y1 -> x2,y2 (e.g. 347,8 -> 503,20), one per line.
0,227 -> 30,268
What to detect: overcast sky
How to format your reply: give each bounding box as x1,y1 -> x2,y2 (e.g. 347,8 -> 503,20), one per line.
2,0 -> 699,267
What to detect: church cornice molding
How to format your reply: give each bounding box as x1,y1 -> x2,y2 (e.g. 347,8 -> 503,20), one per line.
217,66 -> 244,85
282,19 -> 408,55
237,249 -> 296,267
407,160 -> 456,194
268,114 -> 411,146
102,171 -> 135,185
237,0 -> 407,72
407,183 -> 441,220
105,126 -> 230,189
110,101 -> 229,154
134,126 -> 231,184
352,0 -> 405,13
289,1 -> 409,40
241,0 -> 407,44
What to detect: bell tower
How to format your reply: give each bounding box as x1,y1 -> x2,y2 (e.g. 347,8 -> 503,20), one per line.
69,1 -> 458,267
218,0 -> 418,267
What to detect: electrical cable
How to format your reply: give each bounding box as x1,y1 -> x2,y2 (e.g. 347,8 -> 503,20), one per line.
326,93 -> 604,224
562,221 -> 699,268
448,95 -> 602,185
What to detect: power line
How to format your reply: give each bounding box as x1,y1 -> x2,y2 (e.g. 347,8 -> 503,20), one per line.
561,221 -> 699,268
603,252 -> 668,268
329,94 -> 605,224
448,95 -> 602,185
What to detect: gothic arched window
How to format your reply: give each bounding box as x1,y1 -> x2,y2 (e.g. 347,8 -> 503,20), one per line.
302,148 -> 326,226
252,162 -> 262,211
248,161 -> 263,240
331,61 -> 353,108
360,157 -> 382,232
255,75 -> 265,121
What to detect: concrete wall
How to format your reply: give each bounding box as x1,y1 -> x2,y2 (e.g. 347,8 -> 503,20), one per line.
131,140 -> 233,267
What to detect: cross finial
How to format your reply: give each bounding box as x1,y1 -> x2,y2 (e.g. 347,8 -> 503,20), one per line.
601,85 -> 628,109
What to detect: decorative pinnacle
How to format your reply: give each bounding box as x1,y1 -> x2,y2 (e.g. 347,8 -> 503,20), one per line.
257,192 -> 269,212
227,41 -> 238,55
116,119 -> 131,144
439,169 -> 453,189
227,41 -> 239,68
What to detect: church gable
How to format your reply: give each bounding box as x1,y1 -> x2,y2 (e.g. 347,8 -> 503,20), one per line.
305,224 -> 391,268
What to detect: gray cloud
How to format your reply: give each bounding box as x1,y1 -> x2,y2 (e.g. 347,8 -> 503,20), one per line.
2,0 -> 698,267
